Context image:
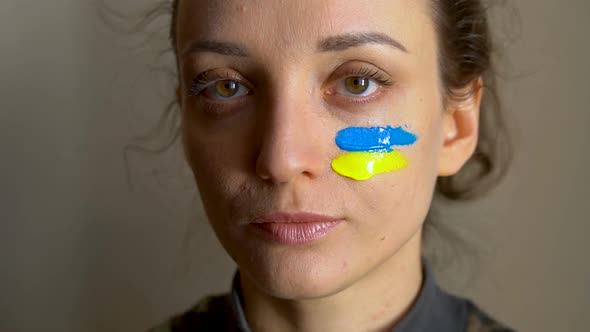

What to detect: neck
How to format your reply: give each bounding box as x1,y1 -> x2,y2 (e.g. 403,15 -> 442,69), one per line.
240,230 -> 424,332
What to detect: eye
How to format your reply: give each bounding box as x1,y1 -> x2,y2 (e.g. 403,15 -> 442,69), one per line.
188,69 -> 252,101
196,79 -> 250,100
337,76 -> 379,96
325,64 -> 395,101
337,76 -> 380,97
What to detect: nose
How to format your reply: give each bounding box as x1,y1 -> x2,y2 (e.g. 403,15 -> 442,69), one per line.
255,93 -> 328,184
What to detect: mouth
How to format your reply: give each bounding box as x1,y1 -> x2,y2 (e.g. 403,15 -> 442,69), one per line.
249,212 -> 343,245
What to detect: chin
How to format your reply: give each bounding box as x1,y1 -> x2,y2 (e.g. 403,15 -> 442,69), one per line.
233,241 -> 355,300
247,263 -> 351,300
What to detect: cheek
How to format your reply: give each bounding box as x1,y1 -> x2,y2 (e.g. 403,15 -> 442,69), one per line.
181,120 -> 250,199
386,119 -> 443,227
354,164 -> 433,224
342,124 -> 442,234
399,111 -> 443,207
398,68 -> 445,183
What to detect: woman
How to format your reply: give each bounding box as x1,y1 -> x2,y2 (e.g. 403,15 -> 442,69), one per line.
148,0 -> 514,331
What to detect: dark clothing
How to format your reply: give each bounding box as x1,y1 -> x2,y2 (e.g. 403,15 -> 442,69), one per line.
148,257 -> 515,331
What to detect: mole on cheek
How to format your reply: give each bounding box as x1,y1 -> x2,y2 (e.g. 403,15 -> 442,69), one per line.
331,126 -> 418,181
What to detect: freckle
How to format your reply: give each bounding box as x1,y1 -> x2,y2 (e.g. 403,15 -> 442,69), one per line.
380,237 -> 386,241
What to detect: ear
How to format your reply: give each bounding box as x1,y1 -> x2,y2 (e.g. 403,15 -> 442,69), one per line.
437,78 -> 483,177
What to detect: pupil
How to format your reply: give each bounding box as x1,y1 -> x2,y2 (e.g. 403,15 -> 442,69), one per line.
347,77 -> 369,94
217,80 -> 238,97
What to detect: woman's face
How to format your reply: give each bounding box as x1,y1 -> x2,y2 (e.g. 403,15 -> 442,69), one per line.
176,0 -> 455,298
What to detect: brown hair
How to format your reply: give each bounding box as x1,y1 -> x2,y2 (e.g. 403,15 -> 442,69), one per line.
430,1 -> 512,202
423,0 -> 513,275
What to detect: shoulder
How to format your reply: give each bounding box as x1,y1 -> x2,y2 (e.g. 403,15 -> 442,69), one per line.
147,293 -> 240,332
464,300 -> 517,332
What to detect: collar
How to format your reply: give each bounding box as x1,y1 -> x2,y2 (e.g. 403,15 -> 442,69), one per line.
229,256 -> 468,332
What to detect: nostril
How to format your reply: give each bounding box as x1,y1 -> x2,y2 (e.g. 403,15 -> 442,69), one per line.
258,173 -> 272,182
253,116 -> 327,184
302,170 -> 315,179
255,161 -> 272,181
255,152 -> 279,183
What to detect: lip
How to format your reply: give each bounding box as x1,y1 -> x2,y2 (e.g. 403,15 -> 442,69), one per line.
249,212 -> 343,245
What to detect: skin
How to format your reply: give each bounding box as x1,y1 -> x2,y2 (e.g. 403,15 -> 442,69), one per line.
174,0 -> 481,331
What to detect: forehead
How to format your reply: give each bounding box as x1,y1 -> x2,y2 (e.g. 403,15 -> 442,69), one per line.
175,0 -> 434,56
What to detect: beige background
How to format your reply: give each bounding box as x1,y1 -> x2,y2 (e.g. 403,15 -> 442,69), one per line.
1,0 -> 588,331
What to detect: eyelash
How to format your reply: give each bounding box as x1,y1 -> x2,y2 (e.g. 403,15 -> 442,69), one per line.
342,66 -> 395,87
186,65 -> 395,100
188,70 -> 245,97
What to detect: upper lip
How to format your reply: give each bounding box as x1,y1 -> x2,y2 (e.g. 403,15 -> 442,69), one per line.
251,212 -> 341,224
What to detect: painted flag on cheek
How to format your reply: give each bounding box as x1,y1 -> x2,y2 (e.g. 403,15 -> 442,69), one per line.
331,126 -> 417,181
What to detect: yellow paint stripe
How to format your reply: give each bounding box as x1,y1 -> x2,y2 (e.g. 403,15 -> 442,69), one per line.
331,151 -> 408,181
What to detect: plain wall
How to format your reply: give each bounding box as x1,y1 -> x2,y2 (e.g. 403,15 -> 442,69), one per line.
2,0 -> 588,331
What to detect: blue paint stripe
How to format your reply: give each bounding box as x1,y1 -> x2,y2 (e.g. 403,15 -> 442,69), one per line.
336,126 -> 417,152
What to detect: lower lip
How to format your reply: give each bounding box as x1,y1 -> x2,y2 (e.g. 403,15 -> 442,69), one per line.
250,221 -> 342,245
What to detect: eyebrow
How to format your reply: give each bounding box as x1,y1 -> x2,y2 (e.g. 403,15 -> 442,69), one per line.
317,32 -> 408,53
181,31 -> 408,57
181,40 -> 248,57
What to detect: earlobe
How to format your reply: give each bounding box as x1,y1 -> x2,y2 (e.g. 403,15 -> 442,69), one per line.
437,78 -> 483,176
